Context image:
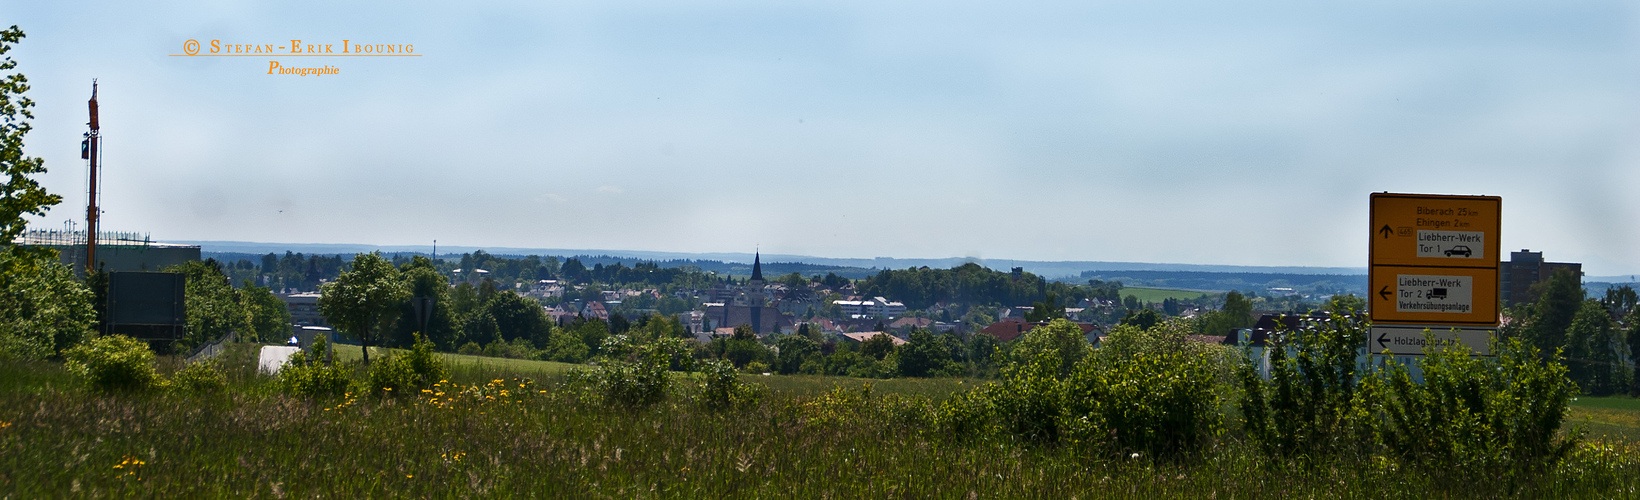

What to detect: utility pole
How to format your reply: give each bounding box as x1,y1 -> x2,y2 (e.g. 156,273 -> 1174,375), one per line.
84,80 -> 100,274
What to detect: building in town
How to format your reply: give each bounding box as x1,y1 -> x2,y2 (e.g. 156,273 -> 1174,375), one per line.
1499,249 -> 1582,307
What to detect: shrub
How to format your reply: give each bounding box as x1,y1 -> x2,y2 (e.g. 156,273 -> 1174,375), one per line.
457,341 -> 482,356
650,337 -> 696,372
369,353 -> 417,396
593,342 -> 672,408
0,249 -> 96,360
1010,318 -> 1090,377
1062,348 -> 1222,460
775,334 -> 819,375
698,359 -> 764,409
743,360 -> 771,374
1238,312 -> 1374,459
935,352 -> 1063,444
542,328 -> 589,363
405,333 -> 449,385
370,333 -> 449,396
169,360 -> 228,394
279,337 -> 351,398
897,329 -> 955,377
64,335 -> 158,392
1378,337 -> 1581,475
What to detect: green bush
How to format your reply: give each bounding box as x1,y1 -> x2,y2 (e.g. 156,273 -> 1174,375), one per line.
698,359 -> 764,409
650,337 -> 696,372
405,333 -> 449,385
1062,348 -> 1222,459
936,320 -> 1225,455
368,353 -> 417,396
743,360 -> 771,374
598,334 -> 636,361
169,360 -> 228,394
1239,312 -> 1375,459
64,334 -> 158,392
592,342 -> 672,408
775,334 -> 819,375
1010,318 -> 1090,377
279,337 -> 351,398
542,328 -> 589,363
1378,337 -> 1581,475
457,341 -> 482,355
0,249 -> 96,361
370,333 -> 449,396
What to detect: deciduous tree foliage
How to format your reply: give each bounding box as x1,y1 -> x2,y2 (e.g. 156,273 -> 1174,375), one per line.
0,249 -> 94,359
856,263 -> 1098,311
1565,298 -> 1626,395
1525,268 -> 1584,354
0,26 -> 58,245
165,260 -> 290,347
0,27 -> 96,361
319,252 -> 409,364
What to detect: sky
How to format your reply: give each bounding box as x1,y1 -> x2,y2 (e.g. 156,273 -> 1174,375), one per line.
5,1 -> 1639,275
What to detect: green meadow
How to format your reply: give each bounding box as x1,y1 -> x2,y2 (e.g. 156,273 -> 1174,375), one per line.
3,342 -> 1638,498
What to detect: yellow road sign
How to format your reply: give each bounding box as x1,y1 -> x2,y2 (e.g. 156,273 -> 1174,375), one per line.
1370,193 -> 1500,268
1368,266 -> 1498,325
1369,193 -> 1500,329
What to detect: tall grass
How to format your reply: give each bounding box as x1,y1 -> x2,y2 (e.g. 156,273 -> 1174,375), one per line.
1,346 -> 1636,498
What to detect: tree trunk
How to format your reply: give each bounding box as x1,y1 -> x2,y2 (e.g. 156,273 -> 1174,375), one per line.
361,326 -> 372,365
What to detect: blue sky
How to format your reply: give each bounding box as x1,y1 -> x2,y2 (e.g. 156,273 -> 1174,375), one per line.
6,1 -> 1638,274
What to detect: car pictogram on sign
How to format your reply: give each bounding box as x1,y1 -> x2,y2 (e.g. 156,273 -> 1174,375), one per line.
1443,246 -> 1472,257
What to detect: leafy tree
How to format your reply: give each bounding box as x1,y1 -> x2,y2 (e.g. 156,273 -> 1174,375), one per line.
1626,308 -> 1640,394
1565,299 -> 1626,395
1197,291 -> 1254,339
1025,292 -> 1065,322
0,26 -> 58,245
859,333 -> 896,361
488,290 -> 552,346
1603,285 -> 1637,320
168,260 -> 244,348
571,318 -> 610,357
393,257 -> 458,349
1525,268 -> 1583,355
721,335 -> 768,368
560,258 -> 587,283
318,252 -> 408,364
542,326 -> 589,362
1324,294 -> 1366,314
897,328 -> 953,377
0,27 -> 92,360
1119,308 -> 1161,331
777,272 -> 806,289
1010,318 -> 1090,377
1123,294 -> 1141,311
238,283 -> 292,343
775,333 -> 819,374
0,249 -> 95,359
968,333 -> 1001,369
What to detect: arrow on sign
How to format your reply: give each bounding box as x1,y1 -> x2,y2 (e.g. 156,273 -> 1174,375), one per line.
1377,331 -> 1390,351
1379,225 -> 1393,239
1379,286 -> 1393,301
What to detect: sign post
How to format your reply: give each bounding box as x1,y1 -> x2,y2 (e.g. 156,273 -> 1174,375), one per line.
1368,193 -> 1501,355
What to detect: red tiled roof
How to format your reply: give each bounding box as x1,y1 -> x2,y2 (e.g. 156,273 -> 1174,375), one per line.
979,319 -> 1099,342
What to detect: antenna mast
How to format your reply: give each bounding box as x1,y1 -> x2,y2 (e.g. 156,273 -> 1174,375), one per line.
85,80 -> 99,273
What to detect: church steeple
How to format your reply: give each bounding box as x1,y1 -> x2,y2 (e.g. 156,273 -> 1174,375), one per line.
750,251 -> 764,282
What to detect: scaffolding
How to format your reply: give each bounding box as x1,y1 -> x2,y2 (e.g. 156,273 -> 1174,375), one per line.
14,229 -> 153,248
